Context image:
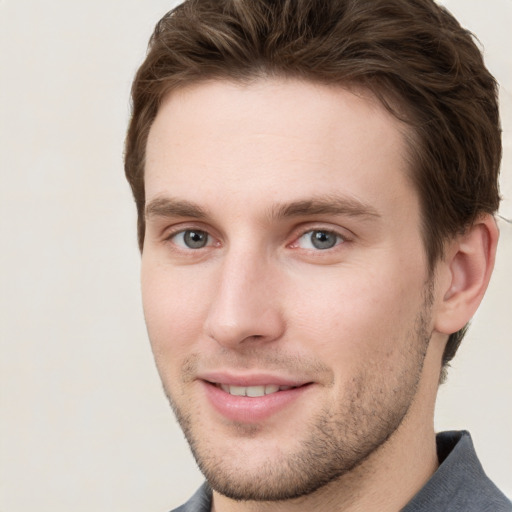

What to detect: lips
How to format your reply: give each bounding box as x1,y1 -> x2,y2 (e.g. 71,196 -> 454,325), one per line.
200,374 -> 312,423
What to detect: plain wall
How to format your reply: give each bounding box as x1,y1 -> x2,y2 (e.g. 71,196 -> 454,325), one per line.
0,1 -> 510,510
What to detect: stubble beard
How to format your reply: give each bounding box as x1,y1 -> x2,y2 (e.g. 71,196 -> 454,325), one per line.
163,297 -> 433,502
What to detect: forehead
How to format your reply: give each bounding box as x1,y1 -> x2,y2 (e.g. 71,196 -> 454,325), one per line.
145,78 -> 417,221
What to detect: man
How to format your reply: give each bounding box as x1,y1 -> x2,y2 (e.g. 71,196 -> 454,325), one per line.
124,0 -> 511,510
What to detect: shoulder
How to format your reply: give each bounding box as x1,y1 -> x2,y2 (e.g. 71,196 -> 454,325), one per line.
403,431 -> 512,512
170,482 -> 212,512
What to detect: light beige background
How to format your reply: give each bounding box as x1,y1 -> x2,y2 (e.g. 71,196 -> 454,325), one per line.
0,1 -> 510,511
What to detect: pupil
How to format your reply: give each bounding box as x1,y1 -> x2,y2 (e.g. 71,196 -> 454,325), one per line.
184,230 -> 207,248
311,231 -> 336,249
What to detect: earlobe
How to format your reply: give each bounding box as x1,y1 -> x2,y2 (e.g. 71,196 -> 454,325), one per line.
434,214 -> 499,335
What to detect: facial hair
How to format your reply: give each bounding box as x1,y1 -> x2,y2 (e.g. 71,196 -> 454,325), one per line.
163,289 -> 433,502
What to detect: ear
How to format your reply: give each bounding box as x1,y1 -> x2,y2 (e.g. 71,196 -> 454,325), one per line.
434,214 -> 499,335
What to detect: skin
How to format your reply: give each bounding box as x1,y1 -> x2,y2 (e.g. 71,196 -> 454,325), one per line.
141,78 -> 497,512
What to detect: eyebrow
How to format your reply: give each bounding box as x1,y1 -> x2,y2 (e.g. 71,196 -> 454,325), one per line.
145,195 -> 381,222
269,196 -> 381,221
145,197 -> 208,220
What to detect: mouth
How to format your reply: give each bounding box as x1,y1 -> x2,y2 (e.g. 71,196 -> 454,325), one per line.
214,383 -> 297,397
200,377 -> 313,423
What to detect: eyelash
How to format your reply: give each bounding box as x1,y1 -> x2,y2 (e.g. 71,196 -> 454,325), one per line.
292,229 -> 346,251
167,229 -> 215,250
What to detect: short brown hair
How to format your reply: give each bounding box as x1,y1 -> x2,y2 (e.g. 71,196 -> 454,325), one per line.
125,0 -> 501,372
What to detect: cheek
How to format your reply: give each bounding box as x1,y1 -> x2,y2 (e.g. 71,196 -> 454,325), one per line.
141,261 -> 211,363
286,264 -> 424,360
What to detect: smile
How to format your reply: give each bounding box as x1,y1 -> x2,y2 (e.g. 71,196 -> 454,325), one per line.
203,380 -> 312,423
217,384 -> 295,397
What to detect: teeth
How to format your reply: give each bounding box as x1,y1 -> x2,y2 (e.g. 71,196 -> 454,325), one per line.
247,386 -> 266,397
230,385 -> 249,396
219,384 -> 291,397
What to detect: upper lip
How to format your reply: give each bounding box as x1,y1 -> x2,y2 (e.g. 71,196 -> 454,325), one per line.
199,371 -> 311,388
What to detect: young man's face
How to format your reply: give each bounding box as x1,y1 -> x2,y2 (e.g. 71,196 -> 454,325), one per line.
142,79 -> 440,501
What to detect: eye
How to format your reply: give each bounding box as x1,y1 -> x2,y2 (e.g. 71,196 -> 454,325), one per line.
296,230 -> 344,250
171,229 -> 211,249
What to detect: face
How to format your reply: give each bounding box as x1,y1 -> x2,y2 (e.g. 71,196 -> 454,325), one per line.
142,79 -> 434,501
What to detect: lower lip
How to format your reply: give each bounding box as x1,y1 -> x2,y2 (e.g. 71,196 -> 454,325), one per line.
201,381 -> 311,423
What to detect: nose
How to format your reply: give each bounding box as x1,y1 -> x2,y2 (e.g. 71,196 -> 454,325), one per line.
204,249 -> 285,349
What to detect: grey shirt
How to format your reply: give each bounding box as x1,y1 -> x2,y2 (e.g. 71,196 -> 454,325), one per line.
171,431 -> 511,512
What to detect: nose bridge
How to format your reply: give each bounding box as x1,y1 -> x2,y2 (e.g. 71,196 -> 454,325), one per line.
204,243 -> 284,347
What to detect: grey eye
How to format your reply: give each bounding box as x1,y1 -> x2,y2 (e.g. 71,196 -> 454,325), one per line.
174,230 -> 210,249
311,231 -> 338,249
298,230 -> 341,250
